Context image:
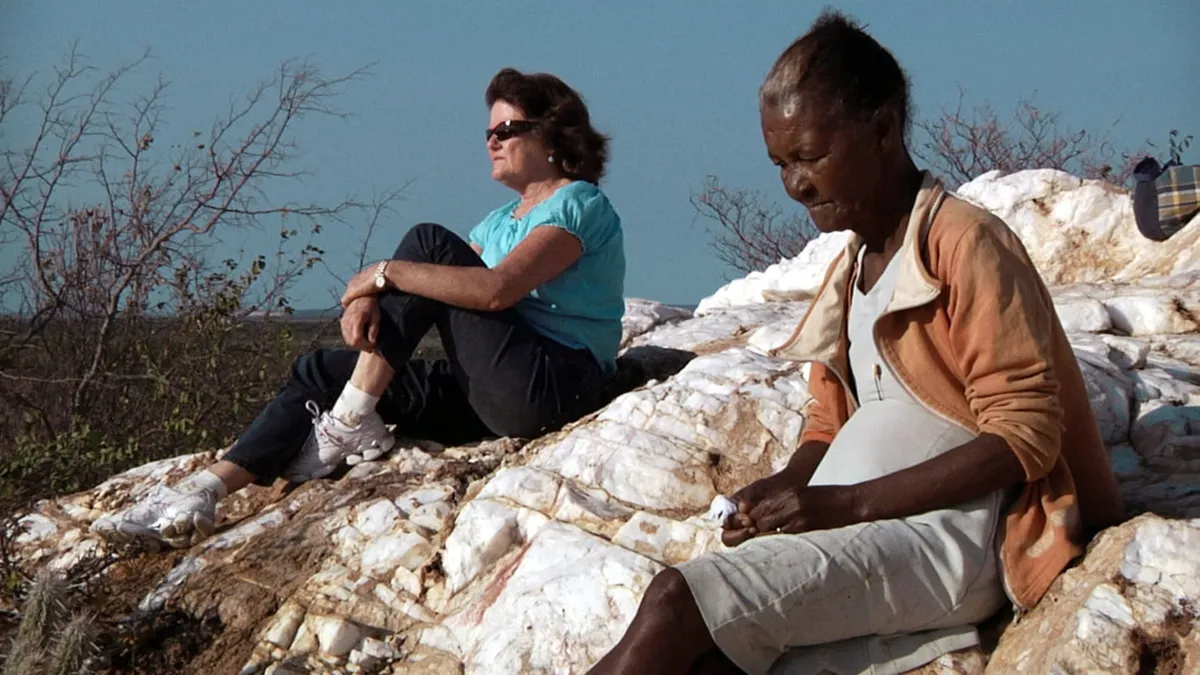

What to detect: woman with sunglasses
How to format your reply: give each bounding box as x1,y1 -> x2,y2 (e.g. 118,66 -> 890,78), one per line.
93,68 -> 625,548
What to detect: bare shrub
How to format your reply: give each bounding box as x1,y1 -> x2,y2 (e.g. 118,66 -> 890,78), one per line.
0,46 -> 399,513
914,87 -> 1145,188
691,175 -> 818,276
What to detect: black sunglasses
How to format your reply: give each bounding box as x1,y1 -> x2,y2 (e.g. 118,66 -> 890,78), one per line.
486,120 -> 538,142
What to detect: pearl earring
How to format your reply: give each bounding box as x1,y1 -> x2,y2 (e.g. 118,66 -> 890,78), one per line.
548,154 -> 555,163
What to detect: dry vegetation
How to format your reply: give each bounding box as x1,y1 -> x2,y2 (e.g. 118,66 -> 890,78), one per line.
0,47 -> 408,518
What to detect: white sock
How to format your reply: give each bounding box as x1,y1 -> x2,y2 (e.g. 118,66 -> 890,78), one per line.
179,470 -> 228,500
331,382 -> 380,426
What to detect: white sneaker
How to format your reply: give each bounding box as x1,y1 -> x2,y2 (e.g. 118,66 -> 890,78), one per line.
281,401 -> 395,482
281,427 -> 336,483
90,485 -> 218,549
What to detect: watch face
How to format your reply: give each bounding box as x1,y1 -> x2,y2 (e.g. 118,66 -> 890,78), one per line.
375,275 -> 385,288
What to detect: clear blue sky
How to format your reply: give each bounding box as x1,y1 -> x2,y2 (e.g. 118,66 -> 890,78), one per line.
4,1 -> 1197,308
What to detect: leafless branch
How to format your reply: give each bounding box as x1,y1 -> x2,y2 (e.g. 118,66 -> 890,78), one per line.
0,51 -> 403,513
691,175 -> 817,275
355,184 -> 411,269
914,86 -> 1143,188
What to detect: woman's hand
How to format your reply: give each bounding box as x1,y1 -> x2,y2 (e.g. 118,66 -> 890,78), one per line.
747,483 -> 859,535
720,469 -> 859,546
720,470 -> 797,546
341,296 -> 381,351
341,265 -> 385,308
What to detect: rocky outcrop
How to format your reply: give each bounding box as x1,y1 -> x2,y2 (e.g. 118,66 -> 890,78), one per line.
956,170 -> 1200,284
6,170 -> 1199,674
697,169 -> 1200,315
986,514 -> 1199,674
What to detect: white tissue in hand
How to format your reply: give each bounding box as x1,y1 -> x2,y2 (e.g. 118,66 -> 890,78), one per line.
707,495 -> 738,521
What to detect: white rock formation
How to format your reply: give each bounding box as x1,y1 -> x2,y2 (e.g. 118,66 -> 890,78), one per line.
620,297 -> 693,347
986,514 -> 1200,673
695,230 -> 852,314
957,169 -> 1200,284
6,170 -> 1199,674
697,169 -> 1200,316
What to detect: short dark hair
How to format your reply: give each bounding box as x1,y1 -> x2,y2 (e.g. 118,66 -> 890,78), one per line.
486,68 -> 610,185
760,10 -> 912,140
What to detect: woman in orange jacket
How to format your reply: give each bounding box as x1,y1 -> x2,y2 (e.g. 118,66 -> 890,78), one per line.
591,10 -> 1121,675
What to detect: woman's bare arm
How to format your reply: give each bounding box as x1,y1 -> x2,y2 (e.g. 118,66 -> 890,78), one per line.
372,226 -> 581,311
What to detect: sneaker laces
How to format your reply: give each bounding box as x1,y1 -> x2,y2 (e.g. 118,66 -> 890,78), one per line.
306,399 -> 357,461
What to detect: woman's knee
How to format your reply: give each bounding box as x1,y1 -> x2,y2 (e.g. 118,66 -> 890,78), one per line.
641,568 -> 701,625
408,222 -> 452,240
393,222 -> 453,260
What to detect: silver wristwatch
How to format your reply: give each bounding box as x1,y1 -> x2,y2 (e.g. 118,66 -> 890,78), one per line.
373,260 -> 390,290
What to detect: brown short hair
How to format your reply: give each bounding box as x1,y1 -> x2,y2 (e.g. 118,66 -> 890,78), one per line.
486,68 -> 610,185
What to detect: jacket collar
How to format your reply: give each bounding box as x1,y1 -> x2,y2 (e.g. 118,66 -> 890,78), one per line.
772,171 -> 947,365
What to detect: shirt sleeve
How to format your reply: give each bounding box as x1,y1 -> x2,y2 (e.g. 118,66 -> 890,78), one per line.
468,217 -> 490,248
536,184 -> 619,254
943,222 -> 1065,481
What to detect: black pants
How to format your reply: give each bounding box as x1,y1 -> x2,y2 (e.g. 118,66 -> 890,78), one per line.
224,222 -> 605,483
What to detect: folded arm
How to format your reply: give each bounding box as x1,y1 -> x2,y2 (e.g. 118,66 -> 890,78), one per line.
845,433 -> 1023,522
736,224 -> 1064,537
345,226 -> 582,312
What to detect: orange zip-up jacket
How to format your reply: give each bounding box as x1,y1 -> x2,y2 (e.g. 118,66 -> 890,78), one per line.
772,173 -> 1123,610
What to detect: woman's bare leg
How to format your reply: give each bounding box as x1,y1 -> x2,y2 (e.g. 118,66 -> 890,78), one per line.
348,350 -> 395,396
590,569 -> 719,675
207,459 -> 258,494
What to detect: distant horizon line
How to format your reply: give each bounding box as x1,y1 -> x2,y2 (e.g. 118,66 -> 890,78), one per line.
0,301 -> 701,321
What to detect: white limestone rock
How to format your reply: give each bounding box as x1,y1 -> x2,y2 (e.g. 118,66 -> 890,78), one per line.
621,298 -> 693,347
1152,335 -> 1200,367
395,485 -> 456,515
441,498 -> 531,595
408,501 -> 453,533
986,514 -> 1200,674
1054,296 -> 1113,333
532,348 -> 806,512
956,169 -> 1199,284
359,637 -> 400,660
435,521 -> 661,675
612,512 -> 721,566
1103,288 -> 1200,336
627,302 -> 811,354
359,532 -> 433,578
1132,403 -> 1200,472
696,231 -> 851,314
352,499 -> 403,537
13,513 -> 57,545
312,615 -> 361,657
1073,348 -> 1135,445
262,600 -> 307,649
1099,335 -> 1151,371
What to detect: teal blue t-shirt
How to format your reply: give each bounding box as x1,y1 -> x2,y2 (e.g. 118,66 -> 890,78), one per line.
468,181 -> 625,374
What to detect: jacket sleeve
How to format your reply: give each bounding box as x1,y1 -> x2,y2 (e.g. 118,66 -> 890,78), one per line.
944,223 -> 1065,481
799,361 -> 840,446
